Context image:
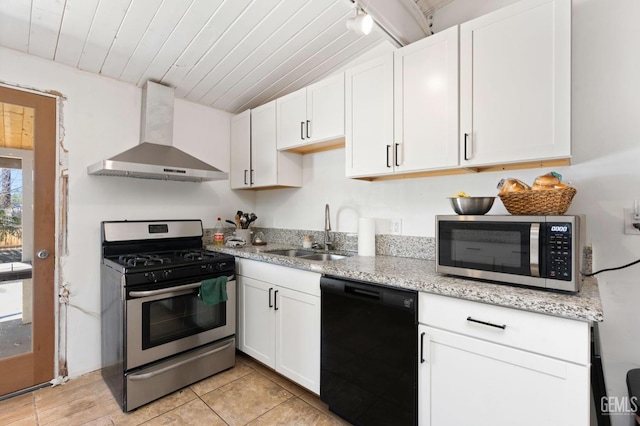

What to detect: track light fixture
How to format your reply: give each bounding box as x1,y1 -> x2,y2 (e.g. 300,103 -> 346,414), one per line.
346,4 -> 373,36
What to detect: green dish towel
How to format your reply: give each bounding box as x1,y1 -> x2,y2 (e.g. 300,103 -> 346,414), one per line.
198,276 -> 228,305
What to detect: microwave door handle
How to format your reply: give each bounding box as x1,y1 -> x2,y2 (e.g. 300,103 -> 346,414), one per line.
530,223 -> 540,277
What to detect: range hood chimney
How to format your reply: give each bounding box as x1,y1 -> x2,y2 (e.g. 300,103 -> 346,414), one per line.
87,81 -> 228,182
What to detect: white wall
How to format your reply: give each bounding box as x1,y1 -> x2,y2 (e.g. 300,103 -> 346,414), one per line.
257,0 -> 640,423
2,1 -> 639,420
0,47 -> 256,377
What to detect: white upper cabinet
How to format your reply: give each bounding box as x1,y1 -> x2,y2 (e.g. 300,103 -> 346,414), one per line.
230,101 -> 302,190
276,88 -> 307,150
250,101 -> 279,187
306,74 -> 345,144
346,26 -> 459,179
345,53 -> 395,178
277,73 -> 345,151
459,0 -> 571,167
230,110 -> 251,189
394,26 -> 459,173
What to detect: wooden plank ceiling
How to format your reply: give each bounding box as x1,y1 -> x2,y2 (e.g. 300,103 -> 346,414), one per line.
0,102 -> 34,151
0,0 -> 395,113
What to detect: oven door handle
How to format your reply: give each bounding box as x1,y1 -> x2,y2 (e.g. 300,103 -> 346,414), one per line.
127,341 -> 234,381
128,276 -> 234,298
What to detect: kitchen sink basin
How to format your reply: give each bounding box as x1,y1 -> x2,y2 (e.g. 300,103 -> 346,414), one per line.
264,249 -> 316,257
298,253 -> 348,261
263,249 -> 349,261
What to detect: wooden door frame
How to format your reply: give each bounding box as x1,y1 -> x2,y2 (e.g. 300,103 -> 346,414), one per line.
0,85 -> 56,395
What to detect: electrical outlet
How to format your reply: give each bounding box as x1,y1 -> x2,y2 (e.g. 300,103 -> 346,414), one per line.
623,208 -> 640,235
390,218 -> 402,235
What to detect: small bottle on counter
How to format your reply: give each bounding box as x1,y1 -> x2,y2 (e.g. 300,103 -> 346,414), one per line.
214,217 -> 225,246
303,235 -> 312,248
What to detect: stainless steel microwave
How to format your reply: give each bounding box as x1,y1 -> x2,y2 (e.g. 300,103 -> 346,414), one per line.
436,215 -> 584,292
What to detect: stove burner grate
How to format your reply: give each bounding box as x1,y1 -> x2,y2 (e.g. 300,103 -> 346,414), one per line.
119,254 -> 172,267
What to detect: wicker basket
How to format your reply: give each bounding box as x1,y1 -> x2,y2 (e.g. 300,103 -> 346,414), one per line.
498,187 -> 577,215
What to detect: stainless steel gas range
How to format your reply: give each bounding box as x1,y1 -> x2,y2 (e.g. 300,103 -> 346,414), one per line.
100,219 -> 236,412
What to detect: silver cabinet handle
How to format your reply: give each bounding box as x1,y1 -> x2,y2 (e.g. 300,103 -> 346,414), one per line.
394,143 -> 400,167
306,120 -> 311,139
300,121 -> 305,140
386,145 -> 392,168
36,249 -> 49,259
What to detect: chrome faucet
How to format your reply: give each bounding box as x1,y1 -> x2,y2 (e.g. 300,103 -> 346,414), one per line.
324,204 -> 333,251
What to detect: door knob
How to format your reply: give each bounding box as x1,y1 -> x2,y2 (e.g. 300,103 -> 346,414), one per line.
36,249 -> 50,259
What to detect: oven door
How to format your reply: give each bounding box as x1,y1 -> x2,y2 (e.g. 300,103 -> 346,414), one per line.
437,219 -> 540,279
126,276 -> 236,370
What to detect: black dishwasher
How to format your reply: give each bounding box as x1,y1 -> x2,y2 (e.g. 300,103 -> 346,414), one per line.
320,276 -> 418,426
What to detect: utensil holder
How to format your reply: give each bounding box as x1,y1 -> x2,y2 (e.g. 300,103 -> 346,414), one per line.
234,229 -> 252,243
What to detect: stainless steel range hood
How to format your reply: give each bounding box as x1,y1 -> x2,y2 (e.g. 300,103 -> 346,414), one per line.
87,81 -> 228,182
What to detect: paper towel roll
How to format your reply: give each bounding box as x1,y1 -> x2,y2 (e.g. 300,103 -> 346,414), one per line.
358,218 -> 376,256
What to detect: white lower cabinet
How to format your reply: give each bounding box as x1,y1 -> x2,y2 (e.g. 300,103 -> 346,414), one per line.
237,258 -> 320,393
418,293 -> 590,426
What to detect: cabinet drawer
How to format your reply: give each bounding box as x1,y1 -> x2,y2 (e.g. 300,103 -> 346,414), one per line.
419,292 -> 589,364
237,258 -> 320,297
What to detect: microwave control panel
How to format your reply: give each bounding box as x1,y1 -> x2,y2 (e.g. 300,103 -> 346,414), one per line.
544,223 -> 573,281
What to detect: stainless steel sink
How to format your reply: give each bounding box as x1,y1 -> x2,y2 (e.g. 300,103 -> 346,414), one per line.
263,249 -> 349,261
298,253 -> 348,261
264,249 -> 316,257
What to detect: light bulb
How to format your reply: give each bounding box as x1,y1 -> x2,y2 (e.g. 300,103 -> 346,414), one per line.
346,12 -> 373,36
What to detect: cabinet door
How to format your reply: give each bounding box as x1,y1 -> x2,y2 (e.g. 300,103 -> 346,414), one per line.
250,100 -> 277,187
345,53 -> 394,177
276,87 -> 307,150
275,286 -> 320,394
418,325 -> 589,426
237,276 -> 276,368
306,73 -> 345,144
230,110 -> 251,189
394,26 -> 459,172
460,0 -> 571,166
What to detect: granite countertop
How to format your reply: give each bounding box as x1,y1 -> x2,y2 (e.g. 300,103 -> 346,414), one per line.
207,243 -> 603,323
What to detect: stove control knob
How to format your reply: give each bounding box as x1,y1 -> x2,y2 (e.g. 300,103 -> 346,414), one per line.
161,270 -> 171,280
146,272 -> 157,282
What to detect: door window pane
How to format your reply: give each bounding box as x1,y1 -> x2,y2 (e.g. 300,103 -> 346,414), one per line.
0,101 -> 34,360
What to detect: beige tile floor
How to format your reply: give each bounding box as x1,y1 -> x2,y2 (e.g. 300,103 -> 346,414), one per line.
0,352 -> 352,426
